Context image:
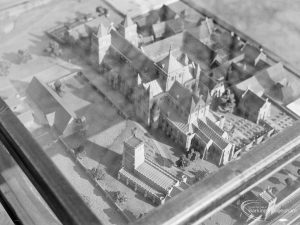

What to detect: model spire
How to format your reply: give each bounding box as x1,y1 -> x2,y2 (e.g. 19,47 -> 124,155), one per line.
96,23 -> 108,37
122,14 -> 134,27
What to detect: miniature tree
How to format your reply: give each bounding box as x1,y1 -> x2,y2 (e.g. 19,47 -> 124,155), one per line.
194,151 -> 201,161
17,49 -> 32,64
176,156 -> 184,168
216,88 -> 236,113
176,154 -> 190,168
112,191 -> 127,204
187,148 -> 195,161
91,167 -> 105,181
285,178 -> 293,186
0,60 -> 10,77
44,40 -> 62,57
73,144 -> 85,159
81,195 -> 91,208
271,187 -> 278,194
54,80 -> 62,94
73,116 -> 87,137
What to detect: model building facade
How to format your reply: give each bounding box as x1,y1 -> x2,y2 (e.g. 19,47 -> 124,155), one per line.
118,135 -> 188,205
42,1 -> 300,220
51,6 -> 282,168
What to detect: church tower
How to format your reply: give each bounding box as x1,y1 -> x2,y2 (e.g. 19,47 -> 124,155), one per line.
119,15 -> 139,47
91,23 -> 111,64
159,46 -> 185,91
122,135 -> 145,172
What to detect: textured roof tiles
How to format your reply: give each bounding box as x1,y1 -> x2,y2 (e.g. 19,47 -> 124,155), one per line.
197,119 -> 229,150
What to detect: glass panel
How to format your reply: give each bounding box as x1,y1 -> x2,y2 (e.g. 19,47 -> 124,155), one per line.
0,143 -> 61,225
1,0 -> 300,224
200,156 -> 300,225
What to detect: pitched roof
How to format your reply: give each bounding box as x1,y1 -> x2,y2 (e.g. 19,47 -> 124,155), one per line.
222,112 -> 267,148
119,168 -> 161,196
238,89 -> 266,118
266,81 -> 294,104
121,14 -> 134,27
143,33 -> 183,62
192,124 -> 210,144
235,63 -> 286,94
26,77 -> 90,118
166,17 -> 184,34
159,96 -> 189,133
111,30 -> 158,80
168,81 -> 200,113
142,79 -> 164,98
241,43 -> 261,64
206,117 -> 225,136
182,32 -> 216,70
197,119 -> 229,150
210,61 -> 231,81
136,161 -> 176,193
188,18 -> 214,43
85,16 -> 111,33
158,48 -> 183,74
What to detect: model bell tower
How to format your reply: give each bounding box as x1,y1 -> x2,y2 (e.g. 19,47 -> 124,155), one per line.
119,14 -> 139,47
122,135 -> 145,172
91,23 -> 111,64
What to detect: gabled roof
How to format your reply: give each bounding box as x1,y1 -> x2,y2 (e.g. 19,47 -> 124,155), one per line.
222,112 -> 267,148
192,124 -> 210,144
142,79 -> 163,98
210,61 -> 232,81
206,117 -> 225,136
143,33 -> 183,62
85,16 -> 111,33
26,77 -> 90,118
168,81 -> 197,112
182,32 -> 216,70
111,30 -> 158,80
266,80 -> 294,104
121,14 -> 134,27
239,88 -> 266,114
235,63 -> 286,94
189,18 -> 214,42
241,43 -> 261,64
197,119 -> 229,150
158,48 -> 183,74
158,96 -> 189,133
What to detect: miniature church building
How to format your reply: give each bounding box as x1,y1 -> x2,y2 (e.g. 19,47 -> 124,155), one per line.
157,47 -> 194,91
118,135 -> 182,204
119,15 -> 139,47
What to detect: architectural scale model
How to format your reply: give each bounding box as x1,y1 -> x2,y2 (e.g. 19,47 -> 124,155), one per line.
1,0 -> 300,224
